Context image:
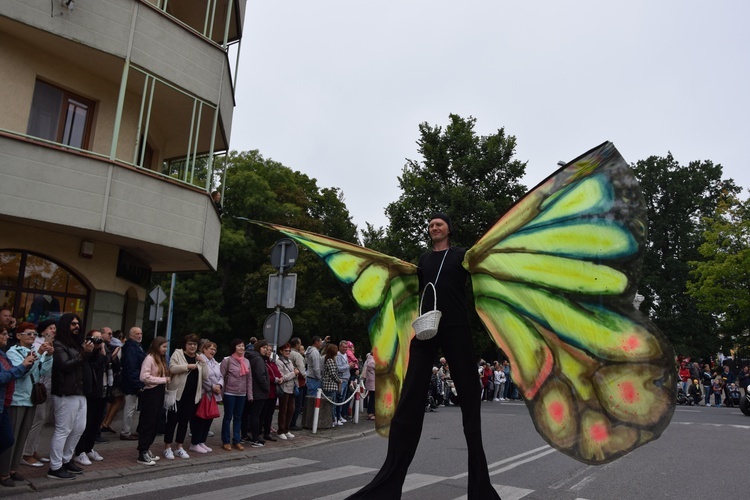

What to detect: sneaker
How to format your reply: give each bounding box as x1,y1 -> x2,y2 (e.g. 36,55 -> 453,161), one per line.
137,453 -> 156,466
189,444 -> 208,454
63,461 -> 83,474
200,444 -> 212,453
146,451 -> 160,461
174,448 -> 190,459
263,434 -> 277,442
47,467 -> 75,480
277,433 -> 288,440
87,450 -> 104,462
250,440 -> 264,448
285,432 -> 295,439
338,418 -> 346,424
74,452 -> 92,466
163,448 -> 174,460
207,430 -> 215,437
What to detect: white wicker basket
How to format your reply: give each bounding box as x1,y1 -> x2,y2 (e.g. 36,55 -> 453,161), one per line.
413,282 -> 441,340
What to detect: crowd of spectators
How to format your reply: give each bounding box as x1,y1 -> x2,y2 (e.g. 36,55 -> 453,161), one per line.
0,308 -> 372,486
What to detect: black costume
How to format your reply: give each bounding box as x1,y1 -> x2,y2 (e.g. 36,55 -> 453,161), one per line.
347,247 -> 500,499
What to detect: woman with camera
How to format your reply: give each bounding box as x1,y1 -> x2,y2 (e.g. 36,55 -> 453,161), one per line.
73,330 -> 110,466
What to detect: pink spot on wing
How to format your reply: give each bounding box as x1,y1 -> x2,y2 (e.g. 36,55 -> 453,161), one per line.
384,392 -> 393,408
619,381 -> 638,404
589,422 -> 609,443
621,335 -> 640,352
548,401 -> 566,424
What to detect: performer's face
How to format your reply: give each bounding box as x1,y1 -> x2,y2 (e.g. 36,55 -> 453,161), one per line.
428,218 -> 449,244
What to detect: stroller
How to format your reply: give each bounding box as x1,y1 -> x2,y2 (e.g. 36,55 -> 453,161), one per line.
676,384 -> 688,405
725,384 -> 742,407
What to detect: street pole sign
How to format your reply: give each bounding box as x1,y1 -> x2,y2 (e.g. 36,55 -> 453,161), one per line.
267,239 -> 298,359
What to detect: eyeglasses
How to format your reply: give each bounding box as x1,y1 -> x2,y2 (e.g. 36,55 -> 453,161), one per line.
282,349 -> 291,352
19,331 -> 36,336
70,321 -> 80,326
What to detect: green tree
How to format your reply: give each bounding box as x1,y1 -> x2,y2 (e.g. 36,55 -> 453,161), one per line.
632,153 -> 739,359
150,150 -> 366,354
385,114 -> 527,261
687,195 -> 750,357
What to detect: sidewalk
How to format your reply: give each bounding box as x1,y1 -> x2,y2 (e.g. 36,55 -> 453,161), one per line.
1,407 -> 375,496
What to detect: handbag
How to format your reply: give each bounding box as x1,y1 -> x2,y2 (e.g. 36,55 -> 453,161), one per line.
195,392 -> 220,420
30,370 -> 48,406
163,388 -> 178,411
412,249 -> 449,341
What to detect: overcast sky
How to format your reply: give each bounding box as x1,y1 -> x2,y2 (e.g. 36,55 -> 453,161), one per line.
232,1 -> 749,231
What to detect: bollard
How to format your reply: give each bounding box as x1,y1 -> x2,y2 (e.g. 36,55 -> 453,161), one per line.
353,381 -> 360,424
312,387 -> 322,434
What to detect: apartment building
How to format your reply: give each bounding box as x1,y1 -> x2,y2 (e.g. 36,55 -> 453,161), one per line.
0,0 -> 245,330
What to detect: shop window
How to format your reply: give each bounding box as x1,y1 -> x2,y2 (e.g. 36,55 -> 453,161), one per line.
27,80 -> 95,150
0,251 -> 89,324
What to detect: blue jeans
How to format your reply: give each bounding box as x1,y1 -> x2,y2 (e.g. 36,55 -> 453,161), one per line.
222,395 -> 245,445
704,385 -> 711,405
335,381 -> 349,420
307,378 -> 322,398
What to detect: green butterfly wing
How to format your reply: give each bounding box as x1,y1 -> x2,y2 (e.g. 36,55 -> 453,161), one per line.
465,141 -> 676,464
248,221 -> 418,436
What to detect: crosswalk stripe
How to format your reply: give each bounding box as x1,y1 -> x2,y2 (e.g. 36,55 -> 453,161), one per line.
489,448 -> 558,476
312,472 -> 446,500
180,465 -> 378,500
455,484 -> 535,500
47,458 -> 319,500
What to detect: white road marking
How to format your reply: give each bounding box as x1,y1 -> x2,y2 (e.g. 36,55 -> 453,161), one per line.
455,484 -> 535,500
180,465 -> 377,500
451,445 -> 552,480
47,457 -> 319,500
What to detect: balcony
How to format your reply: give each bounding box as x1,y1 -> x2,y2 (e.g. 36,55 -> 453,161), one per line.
0,134 -> 221,272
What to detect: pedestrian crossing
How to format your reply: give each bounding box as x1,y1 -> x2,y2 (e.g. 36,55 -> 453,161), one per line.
47,456 -> 539,500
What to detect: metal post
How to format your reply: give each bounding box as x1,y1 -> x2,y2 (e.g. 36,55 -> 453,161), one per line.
166,273 -> 176,357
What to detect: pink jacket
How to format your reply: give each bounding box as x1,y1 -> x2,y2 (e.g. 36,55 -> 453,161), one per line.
140,355 -> 169,389
220,355 -> 253,400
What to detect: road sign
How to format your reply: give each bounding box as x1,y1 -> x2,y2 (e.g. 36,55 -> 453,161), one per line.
270,238 -> 298,271
263,311 -> 293,346
149,285 -> 167,304
149,305 -> 164,321
267,274 -> 297,308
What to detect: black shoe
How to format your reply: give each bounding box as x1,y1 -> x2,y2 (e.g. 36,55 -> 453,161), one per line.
289,425 -> 301,431
10,472 -> 24,482
95,436 -> 109,443
47,467 -> 75,480
0,477 -> 14,488
63,461 -> 83,474
137,453 -> 156,466
263,434 -> 277,442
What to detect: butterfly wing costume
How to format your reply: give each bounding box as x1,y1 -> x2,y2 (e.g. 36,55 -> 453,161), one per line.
249,141 -> 676,465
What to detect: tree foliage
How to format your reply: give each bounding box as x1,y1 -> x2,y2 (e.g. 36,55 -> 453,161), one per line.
148,150 -> 366,355
687,194 -> 750,357
385,114 -> 527,261
632,153 -> 739,359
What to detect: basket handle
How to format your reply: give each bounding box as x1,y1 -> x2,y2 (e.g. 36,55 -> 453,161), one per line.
419,282 -> 438,314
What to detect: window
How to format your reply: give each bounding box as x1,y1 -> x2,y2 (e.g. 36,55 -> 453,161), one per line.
0,251 -> 89,324
27,80 -> 95,149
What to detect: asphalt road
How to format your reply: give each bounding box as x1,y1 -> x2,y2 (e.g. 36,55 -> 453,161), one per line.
23,400 -> 748,499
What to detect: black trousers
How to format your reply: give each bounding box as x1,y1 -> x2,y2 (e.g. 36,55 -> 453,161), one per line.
346,324 -> 500,499
164,394 -> 198,445
260,398 -> 276,436
247,399 -> 266,440
75,396 -> 107,455
137,385 -> 165,453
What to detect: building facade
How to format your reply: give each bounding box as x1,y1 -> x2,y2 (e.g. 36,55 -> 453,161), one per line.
0,0 -> 245,331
